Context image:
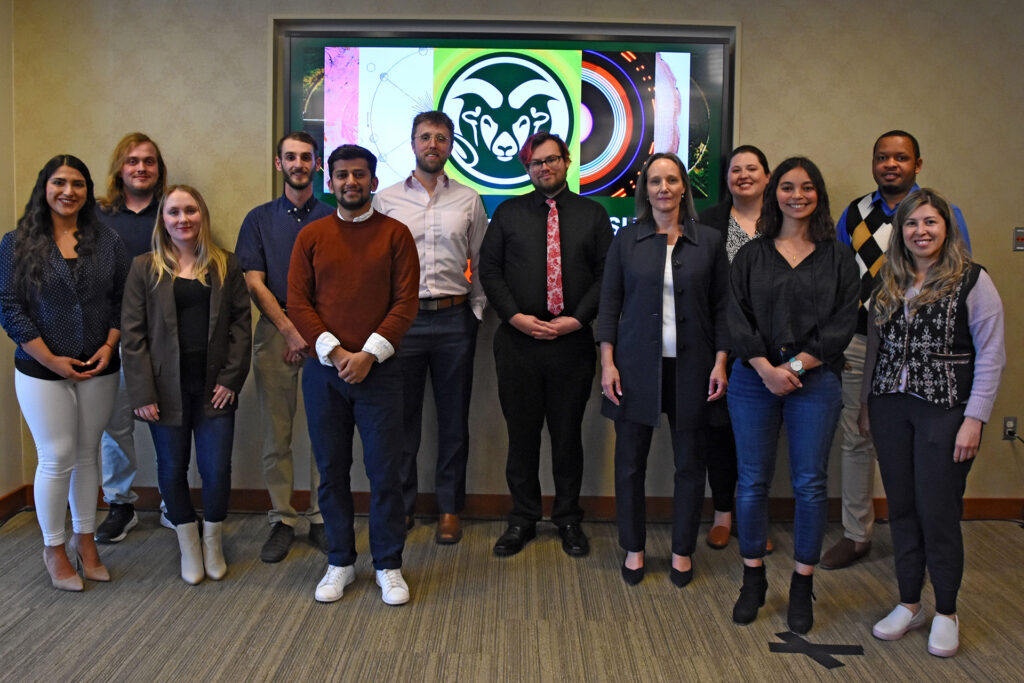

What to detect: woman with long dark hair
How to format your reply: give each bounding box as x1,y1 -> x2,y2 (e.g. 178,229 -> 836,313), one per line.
121,185 -> 250,585
727,157 -> 858,633
698,145 -> 772,550
0,155 -> 129,590
597,152 -> 729,586
861,189 -> 1004,657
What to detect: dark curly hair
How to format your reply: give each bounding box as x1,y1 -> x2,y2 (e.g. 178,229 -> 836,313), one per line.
756,156 -> 834,241
15,155 -> 101,297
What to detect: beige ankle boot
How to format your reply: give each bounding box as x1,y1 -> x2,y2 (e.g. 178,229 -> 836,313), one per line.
174,521 -> 205,585
202,520 -> 227,580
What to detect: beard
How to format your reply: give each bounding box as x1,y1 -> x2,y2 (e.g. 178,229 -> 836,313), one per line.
337,192 -> 370,211
415,154 -> 446,175
283,170 -> 312,191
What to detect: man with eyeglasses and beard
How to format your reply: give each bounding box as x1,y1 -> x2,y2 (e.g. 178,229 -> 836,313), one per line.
479,132 -> 613,559
373,111 -> 489,546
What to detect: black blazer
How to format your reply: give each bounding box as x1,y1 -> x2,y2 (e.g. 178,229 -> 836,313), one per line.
596,219 -> 729,429
697,200 -> 732,241
121,253 -> 251,426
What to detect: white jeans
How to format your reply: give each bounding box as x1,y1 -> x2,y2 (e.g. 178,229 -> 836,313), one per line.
15,370 -> 119,546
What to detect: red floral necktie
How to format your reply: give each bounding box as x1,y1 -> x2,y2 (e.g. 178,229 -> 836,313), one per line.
545,199 -> 564,316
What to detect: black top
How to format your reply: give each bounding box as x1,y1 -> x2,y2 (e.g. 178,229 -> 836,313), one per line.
478,187 -> 613,326
96,198 -> 160,260
728,238 -> 859,376
174,277 -> 210,386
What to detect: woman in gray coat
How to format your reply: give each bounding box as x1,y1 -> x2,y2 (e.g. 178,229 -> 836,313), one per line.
597,153 -> 729,586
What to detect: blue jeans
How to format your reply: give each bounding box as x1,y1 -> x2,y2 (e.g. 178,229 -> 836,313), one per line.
302,357 -> 405,570
728,361 -> 842,565
149,385 -> 235,525
100,368 -> 139,504
397,302 -> 478,516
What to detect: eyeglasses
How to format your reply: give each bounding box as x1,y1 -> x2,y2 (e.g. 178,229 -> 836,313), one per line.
416,133 -> 450,144
528,155 -> 564,170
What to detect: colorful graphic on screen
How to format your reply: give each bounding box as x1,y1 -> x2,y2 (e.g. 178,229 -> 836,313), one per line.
322,47 -> 690,199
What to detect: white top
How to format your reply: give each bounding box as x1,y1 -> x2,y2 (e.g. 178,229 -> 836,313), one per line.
662,248 -> 676,358
373,172 -> 490,320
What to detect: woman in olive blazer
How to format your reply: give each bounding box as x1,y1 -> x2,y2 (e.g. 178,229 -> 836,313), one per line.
596,153 -> 729,587
121,185 -> 250,584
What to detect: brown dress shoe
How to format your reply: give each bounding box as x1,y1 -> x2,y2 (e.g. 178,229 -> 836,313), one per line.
706,525 -> 731,549
765,537 -> 774,554
821,537 -> 871,569
436,513 -> 462,545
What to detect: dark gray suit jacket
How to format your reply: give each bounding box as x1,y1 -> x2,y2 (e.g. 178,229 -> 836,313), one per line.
121,253 -> 251,426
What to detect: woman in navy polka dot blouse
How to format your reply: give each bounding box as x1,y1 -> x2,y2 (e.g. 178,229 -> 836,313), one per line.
0,155 -> 130,591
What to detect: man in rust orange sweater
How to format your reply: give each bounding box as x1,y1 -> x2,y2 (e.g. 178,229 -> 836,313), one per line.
287,144 -> 419,606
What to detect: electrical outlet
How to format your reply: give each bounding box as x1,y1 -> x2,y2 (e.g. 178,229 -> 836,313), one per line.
1004,416 -> 1019,440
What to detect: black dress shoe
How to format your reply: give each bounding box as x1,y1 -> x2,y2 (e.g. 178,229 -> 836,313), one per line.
621,561 -> 644,585
493,524 -> 536,557
670,566 -> 693,588
558,523 -> 590,557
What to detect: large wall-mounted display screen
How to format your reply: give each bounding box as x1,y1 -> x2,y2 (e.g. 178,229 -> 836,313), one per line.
281,22 -> 735,227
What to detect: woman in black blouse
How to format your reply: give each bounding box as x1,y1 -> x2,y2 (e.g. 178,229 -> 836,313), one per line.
121,185 -> 250,584
726,157 -> 858,633
0,155 -> 129,591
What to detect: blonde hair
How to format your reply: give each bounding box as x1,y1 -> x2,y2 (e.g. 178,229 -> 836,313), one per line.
872,188 -> 971,324
149,185 -> 227,286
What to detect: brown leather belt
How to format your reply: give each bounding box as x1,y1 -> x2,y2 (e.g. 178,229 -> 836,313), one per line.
419,294 -> 467,311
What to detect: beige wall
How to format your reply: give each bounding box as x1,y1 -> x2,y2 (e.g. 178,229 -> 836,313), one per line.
6,1 -> 1023,501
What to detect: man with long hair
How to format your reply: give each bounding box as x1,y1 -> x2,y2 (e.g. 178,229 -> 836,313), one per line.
95,133 -> 167,544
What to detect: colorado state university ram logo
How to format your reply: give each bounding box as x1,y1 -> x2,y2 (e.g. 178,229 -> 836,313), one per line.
439,52 -> 574,190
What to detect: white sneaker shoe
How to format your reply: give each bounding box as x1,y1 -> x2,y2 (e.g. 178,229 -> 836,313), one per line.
872,604 -> 927,640
928,614 -> 959,657
375,568 -> 410,605
315,565 -> 355,603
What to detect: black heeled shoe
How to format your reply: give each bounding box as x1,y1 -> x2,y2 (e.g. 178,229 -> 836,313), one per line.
670,566 -> 693,588
621,561 -> 644,585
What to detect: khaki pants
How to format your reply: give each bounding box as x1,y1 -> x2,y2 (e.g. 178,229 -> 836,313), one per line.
253,315 -> 321,526
838,334 -> 877,543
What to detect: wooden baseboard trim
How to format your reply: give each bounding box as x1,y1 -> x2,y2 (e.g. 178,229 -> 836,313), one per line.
0,485 -> 29,522
4,487 -> 1019,524
82,488 -> 1024,524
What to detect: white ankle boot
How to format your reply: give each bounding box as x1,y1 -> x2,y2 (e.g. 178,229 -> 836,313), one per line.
175,521 -> 205,585
203,520 -> 227,580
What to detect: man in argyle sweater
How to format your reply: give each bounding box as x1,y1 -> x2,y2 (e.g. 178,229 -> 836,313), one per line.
822,130 -> 970,570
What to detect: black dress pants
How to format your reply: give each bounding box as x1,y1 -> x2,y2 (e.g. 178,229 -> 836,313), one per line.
493,324 -> 595,527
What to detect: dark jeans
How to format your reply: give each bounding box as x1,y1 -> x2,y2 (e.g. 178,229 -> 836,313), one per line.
728,361 -> 842,565
302,357 -> 405,570
869,393 -> 973,615
397,302 -> 478,516
149,385 -> 234,526
493,324 -> 595,527
614,359 -> 706,555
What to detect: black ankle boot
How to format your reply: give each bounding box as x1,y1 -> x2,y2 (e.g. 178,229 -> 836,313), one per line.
732,564 -> 767,624
787,571 -> 816,634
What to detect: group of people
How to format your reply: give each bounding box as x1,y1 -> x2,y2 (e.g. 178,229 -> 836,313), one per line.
0,117 -> 1004,658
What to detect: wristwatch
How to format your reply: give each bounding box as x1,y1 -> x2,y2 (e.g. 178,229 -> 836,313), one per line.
788,357 -> 805,376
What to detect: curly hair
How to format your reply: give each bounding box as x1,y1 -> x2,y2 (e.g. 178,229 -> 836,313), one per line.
872,188 -> 971,324
14,155 -> 101,297
756,156 -> 834,241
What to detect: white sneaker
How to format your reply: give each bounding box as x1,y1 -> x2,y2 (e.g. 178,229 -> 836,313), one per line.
375,568 -> 410,605
314,565 -> 355,603
872,604 -> 927,640
928,614 -> 959,657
